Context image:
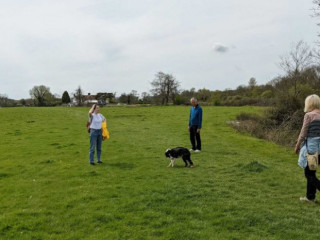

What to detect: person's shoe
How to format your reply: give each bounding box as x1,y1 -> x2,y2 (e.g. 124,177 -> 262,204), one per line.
190,165 -> 194,168
90,162 -> 95,166
300,197 -> 315,203
195,149 -> 201,152
97,161 -> 103,164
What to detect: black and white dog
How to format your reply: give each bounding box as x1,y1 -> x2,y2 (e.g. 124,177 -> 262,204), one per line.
165,147 -> 194,168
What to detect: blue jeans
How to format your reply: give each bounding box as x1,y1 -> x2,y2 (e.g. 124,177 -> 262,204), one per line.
89,129 -> 102,163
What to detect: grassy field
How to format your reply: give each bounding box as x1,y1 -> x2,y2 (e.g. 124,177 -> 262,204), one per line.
0,106 -> 319,240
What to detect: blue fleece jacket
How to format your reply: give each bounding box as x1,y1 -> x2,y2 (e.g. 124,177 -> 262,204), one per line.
189,105 -> 202,129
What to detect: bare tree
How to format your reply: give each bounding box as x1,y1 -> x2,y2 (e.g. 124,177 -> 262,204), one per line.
151,72 -> 165,104
73,86 -> 85,106
140,92 -> 152,104
0,94 -> 9,107
151,72 -> 180,105
312,0 -> 320,31
279,40 -> 313,96
29,85 -> 53,106
248,77 -> 257,88
313,0 -> 320,14
118,90 -> 139,104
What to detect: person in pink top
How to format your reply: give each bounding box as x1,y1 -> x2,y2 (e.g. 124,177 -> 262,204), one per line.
295,94 -> 320,203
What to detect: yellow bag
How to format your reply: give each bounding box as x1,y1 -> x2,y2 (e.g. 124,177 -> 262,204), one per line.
306,139 -> 318,170
307,152 -> 318,170
101,121 -> 109,140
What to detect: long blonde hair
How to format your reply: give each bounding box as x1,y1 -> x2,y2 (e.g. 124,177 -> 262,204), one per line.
304,94 -> 320,112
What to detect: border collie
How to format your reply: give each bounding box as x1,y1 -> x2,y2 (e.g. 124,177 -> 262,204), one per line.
165,147 -> 194,168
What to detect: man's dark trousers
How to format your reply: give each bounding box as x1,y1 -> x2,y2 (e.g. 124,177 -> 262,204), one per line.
190,125 -> 201,151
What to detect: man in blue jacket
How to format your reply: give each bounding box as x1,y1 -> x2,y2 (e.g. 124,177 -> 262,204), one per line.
188,98 -> 202,152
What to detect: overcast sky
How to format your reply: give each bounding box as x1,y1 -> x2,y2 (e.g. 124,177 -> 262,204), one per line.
0,0 -> 319,99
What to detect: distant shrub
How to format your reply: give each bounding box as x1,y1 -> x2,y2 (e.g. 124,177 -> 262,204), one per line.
236,112 -> 260,121
233,107 -> 304,148
261,90 -> 273,98
173,95 -> 184,105
212,99 -> 221,106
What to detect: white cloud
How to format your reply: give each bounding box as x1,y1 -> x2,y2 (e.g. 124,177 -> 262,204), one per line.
212,43 -> 229,53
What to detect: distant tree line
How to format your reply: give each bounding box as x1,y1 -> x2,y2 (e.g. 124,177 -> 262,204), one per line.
116,73 -> 279,107
2,33 -> 320,110
0,59 -> 317,108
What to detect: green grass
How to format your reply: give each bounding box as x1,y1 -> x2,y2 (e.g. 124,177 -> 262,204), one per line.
0,106 -> 318,240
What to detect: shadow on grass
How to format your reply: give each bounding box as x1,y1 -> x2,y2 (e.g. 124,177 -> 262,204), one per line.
107,162 -> 135,170
166,165 -> 196,169
0,173 -> 10,179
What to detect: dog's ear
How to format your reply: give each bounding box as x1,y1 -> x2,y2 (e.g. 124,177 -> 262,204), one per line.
165,149 -> 171,157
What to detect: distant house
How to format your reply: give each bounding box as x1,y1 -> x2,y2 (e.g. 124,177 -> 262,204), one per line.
83,93 -> 98,105
71,97 -> 77,105
95,92 -> 116,105
71,92 -> 115,106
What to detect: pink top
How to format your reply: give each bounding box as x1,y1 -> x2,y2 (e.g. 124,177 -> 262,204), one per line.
297,110 -> 320,146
